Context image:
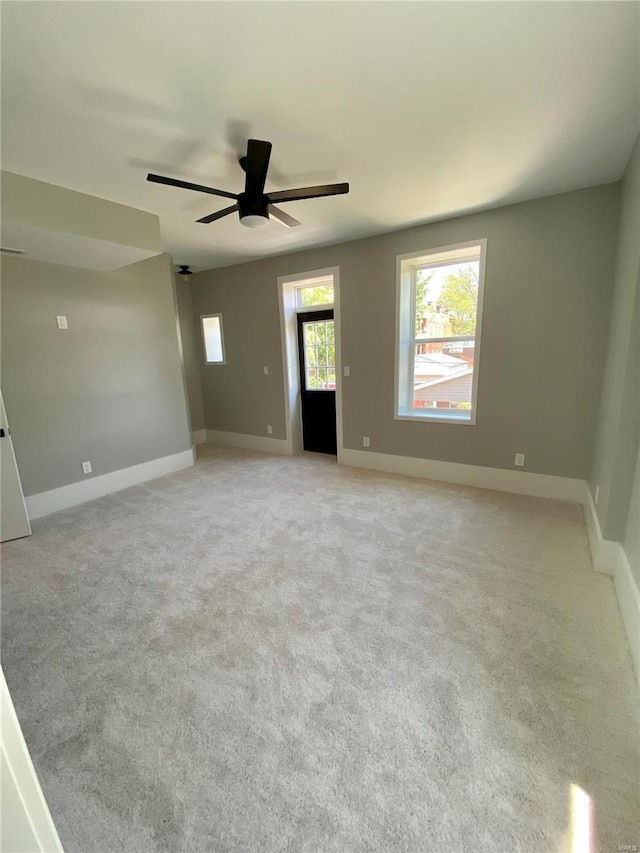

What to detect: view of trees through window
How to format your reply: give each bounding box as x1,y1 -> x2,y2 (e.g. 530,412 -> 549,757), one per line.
296,283 -> 334,308
304,320 -> 336,389
413,262 -> 479,410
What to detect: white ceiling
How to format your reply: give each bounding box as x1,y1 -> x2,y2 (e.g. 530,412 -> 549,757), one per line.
1,221 -> 160,271
2,1 -> 638,271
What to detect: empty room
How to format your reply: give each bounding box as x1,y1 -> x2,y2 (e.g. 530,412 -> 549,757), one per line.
0,2 -> 638,852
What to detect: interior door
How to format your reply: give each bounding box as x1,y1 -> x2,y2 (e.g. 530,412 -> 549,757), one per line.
0,391 -> 31,542
297,309 -> 337,455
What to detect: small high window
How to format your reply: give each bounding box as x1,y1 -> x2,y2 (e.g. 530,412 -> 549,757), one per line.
201,314 -> 225,364
396,240 -> 486,424
295,279 -> 334,309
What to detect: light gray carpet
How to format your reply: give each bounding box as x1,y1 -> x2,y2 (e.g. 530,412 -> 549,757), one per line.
1,445 -> 638,853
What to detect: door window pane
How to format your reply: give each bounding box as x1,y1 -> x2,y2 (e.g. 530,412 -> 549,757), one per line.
303,320 -> 335,390
304,324 -> 315,346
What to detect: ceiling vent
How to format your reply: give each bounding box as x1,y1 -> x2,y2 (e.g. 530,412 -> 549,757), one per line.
0,247 -> 27,256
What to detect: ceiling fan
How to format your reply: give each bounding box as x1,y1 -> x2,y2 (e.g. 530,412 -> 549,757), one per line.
147,139 -> 349,229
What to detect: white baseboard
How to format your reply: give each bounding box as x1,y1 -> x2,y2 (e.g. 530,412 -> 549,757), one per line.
613,545 -> 640,685
25,447 -> 196,520
583,489 -> 640,685
192,429 -> 207,445
205,429 -> 291,456
583,489 -> 619,575
339,448 -> 588,503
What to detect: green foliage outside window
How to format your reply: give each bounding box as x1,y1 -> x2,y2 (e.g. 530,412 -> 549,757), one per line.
415,263 -> 479,337
304,320 -> 336,389
438,266 -> 478,336
299,284 -> 334,307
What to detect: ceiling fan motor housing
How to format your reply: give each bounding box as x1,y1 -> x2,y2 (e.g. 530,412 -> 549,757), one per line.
238,192 -> 269,226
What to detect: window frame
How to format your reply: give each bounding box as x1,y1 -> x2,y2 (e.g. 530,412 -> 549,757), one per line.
394,239 -> 487,425
201,313 -> 226,365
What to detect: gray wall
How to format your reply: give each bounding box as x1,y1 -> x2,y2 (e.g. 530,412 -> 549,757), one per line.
190,183 -> 620,479
591,136 -> 640,548
1,253 -> 192,496
175,277 -> 205,432
192,263 -> 289,440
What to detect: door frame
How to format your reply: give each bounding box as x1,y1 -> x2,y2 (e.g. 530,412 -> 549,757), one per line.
1,668 -> 63,851
278,267 -> 343,460
0,389 -> 31,541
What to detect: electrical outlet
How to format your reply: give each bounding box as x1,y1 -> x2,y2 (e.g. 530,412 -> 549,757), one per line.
363,436 -> 370,448
343,366 -> 350,376
514,453 -> 525,467
82,461 -> 92,475
56,315 -> 68,330
263,366 -> 269,375
595,485 -> 600,504
267,425 -> 273,435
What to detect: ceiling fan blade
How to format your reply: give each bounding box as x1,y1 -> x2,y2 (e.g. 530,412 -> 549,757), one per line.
267,182 -> 349,204
244,139 -> 272,195
147,173 -> 238,201
196,204 -> 239,224
269,205 -> 301,228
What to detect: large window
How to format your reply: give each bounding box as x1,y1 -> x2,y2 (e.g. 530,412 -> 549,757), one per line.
396,240 -> 486,424
201,314 -> 225,364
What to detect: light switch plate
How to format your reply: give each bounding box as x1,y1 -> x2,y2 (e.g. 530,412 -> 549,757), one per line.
263,366 -> 269,375
344,366 -> 350,376
56,315 -> 68,329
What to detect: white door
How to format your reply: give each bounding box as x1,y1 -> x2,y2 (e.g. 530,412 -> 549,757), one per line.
0,391 -> 31,542
1,668 -> 64,852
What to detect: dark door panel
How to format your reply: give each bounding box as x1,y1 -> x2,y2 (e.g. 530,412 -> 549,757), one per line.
301,390 -> 337,455
297,309 -> 337,455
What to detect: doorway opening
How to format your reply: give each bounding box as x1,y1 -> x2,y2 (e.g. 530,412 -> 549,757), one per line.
297,309 -> 336,454
278,268 -> 342,458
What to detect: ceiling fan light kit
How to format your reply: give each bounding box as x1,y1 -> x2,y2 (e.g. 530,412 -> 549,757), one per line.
238,192 -> 270,228
240,214 -> 269,229
147,139 -> 349,230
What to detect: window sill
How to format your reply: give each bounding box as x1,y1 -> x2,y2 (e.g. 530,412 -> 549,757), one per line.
395,410 -> 475,425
